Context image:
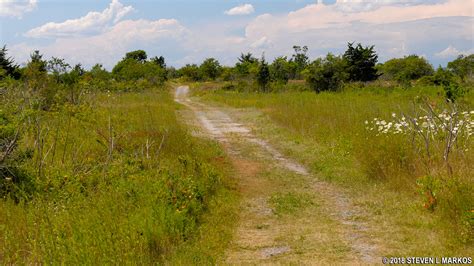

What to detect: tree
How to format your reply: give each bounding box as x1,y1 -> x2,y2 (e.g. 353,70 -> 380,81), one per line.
28,50 -> 47,73
151,56 -> 166,68
256,56 -> 271,92
125,50 -> 147,62
432,67 -> 464,102
304,53 -> 349,93
221,67 -> 237,83
47,57 -> 70,83
0,45 -> 20,79
89,64 -> 110,81
200,58 -> 222,80
112,56 -> 166,84
166,67 -> 179,79
23,51 -> 55,109
179,64 -> 202,81
61,64 -> 85,104
235,52 -> 258,76
23,50 -> 48,91
270,56 -> 290,84
380,55 -> 434,84
290,45 -> 309,79
238,53 -> 258,64
343,42 -> 379,82
447,54 -> 474,82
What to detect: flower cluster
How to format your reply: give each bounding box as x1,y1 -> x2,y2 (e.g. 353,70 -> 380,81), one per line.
365,110 -> 474,138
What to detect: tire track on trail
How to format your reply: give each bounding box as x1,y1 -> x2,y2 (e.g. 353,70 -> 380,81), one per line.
174,85 -> 380,264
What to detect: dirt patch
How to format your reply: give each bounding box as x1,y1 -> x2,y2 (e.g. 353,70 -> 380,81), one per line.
261,246 -> 291,259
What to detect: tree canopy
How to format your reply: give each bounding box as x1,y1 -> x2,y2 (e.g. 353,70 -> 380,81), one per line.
343,42 -> 379,82
447,54 -> 474,81
256,56 -> 271,92
0,46 -> 20,79
125,50 -> 147,63
200,58 -> 222,80
380,55 -> 434,84
304,53 -> 348,93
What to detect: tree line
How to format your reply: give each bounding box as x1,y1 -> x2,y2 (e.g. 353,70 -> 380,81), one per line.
1,43 -> 473,99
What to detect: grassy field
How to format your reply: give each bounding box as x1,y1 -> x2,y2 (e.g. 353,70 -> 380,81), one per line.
197,82 -> 473,256
0,84 -> 238,264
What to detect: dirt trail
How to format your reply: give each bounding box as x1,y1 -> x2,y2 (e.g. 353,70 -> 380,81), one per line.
175,86 -> 380,264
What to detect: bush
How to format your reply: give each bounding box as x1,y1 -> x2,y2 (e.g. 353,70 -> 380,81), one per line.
178,64 -> 202,81
447,54 -> 474,82
304,53 -> 348,93
379,55 -> 434,85
112,59 -> 166,84
270,56 -> 291,84
200,58 -> 222,80
0,109 -> 34,200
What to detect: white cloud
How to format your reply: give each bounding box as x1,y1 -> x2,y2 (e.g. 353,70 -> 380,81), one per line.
435,45 -> 473,58
333,0 -> 444,12
250,36 -> 271,49
234,0 -> 472,65
275,0 -> 471,33
25,0 -> 134,38
224,4 -> 254,16
0,0 -> 37,18
13,18 -> 187,68
9,0 -> 472,68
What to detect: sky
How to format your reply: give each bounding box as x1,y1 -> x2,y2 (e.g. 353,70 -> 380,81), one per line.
0,0 -> 473,69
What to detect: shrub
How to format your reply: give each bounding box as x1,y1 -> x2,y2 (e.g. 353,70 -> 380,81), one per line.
0,109 -> 34,200
200,58 -> 222,80
379,55 -> 434,85
304,53 -> 348,93
270,56 -> 291,84
447,54 -> 474,82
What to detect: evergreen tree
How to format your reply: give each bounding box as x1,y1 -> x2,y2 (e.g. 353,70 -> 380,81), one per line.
0,45 -> 20,79
343,42 -> 379,82
257,56 -> 271,92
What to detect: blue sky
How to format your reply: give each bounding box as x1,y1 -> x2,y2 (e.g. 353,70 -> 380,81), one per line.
0,0 -> 472,69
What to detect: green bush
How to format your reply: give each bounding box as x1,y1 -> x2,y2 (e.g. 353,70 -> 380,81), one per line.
379,55 -> 434,85
304,53 -> 348,92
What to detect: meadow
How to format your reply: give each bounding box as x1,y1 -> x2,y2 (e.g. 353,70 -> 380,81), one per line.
197,81 -> 473,255
1,46 -> 472,262
0,82 -> 238,264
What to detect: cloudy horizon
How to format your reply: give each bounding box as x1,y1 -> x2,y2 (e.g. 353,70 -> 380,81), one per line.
1,0 -> 472,69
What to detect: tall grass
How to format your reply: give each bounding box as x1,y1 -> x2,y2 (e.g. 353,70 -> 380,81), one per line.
200,84 -> 473,248
1,85 -> 237,263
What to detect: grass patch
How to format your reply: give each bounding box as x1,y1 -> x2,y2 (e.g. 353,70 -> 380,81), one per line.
0,83 -> 238,263
270,192 -> 314,216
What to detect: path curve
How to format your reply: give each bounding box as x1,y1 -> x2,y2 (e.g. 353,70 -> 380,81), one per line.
175,85 -> 380,264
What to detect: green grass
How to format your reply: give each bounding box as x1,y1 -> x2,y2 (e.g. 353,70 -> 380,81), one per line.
197,83 -> 474,256
270,192 -> 314,216
0,84 -> 238,264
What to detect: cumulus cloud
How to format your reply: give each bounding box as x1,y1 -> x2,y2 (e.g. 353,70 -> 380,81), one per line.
10,0 -> 472,68
250,36 -> 271,49
224,4 -> 254,16
275,0 -> 471,33
13,18 -> 188,68
239,0 -> 472,64
25,0 -> 134,38
0,0 -> 37,18
435,45 -> 474,58
333,0 -> 445,12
